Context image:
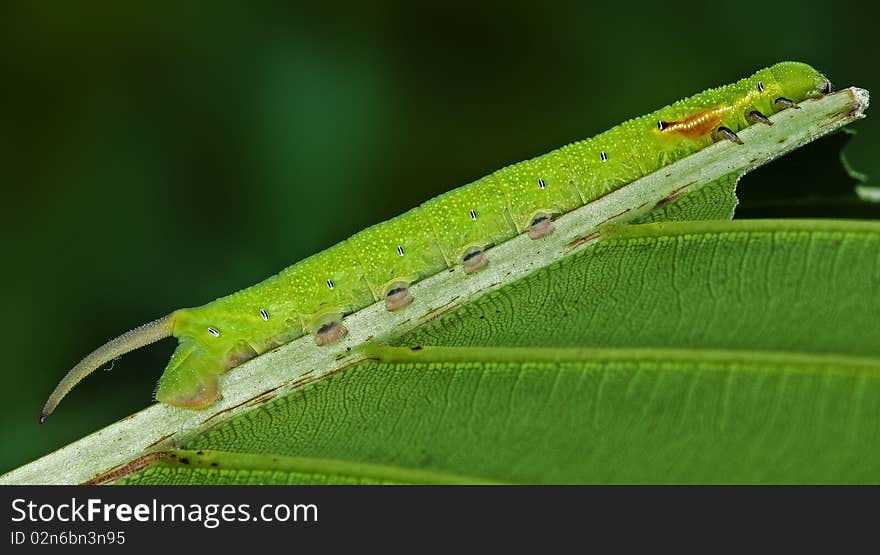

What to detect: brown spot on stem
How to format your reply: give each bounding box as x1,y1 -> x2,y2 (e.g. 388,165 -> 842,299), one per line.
201,384 -> 286,424
145,432 -> 177,450
567,231 -> 601,250
81,452 -> 166,485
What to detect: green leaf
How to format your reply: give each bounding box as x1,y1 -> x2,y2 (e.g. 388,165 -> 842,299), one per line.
125,219 -> 880,484
0,88 -> 872,485
402,219 -> 880,356
635,172 -> 740,223
121,347 -> 880,484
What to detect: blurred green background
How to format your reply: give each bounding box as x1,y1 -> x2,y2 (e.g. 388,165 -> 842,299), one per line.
1,2 -> 877,475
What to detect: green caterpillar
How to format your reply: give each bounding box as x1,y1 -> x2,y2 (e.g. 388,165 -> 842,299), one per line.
41,61 -> 830,421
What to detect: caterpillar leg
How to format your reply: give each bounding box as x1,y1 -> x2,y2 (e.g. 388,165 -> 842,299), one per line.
747,110 -> 773,126
528,214 -> 555,240
385,283 -> 414,312
462,247 -> 488,274
315,320 -> 348,346
774,97 -> 801,110
154,339 -> 223,409
715,126 -> 743,145
304,310 -> 349,346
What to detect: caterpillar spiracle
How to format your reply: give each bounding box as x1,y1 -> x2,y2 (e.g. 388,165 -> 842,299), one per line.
41,61 -> 831,421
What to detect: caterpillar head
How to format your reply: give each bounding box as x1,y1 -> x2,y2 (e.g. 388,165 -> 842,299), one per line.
770,61 -> 832,102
